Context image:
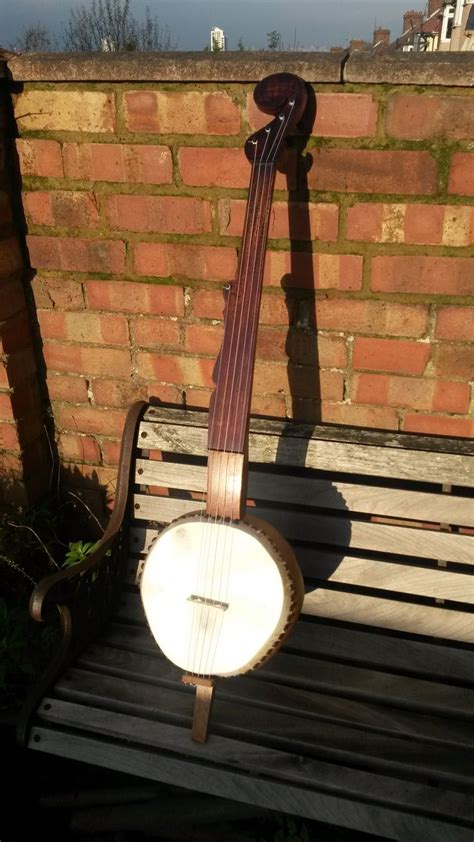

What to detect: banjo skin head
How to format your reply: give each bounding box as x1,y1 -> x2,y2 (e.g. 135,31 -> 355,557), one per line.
140,512 -> 304,678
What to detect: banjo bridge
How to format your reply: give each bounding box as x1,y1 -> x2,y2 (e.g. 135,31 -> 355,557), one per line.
188,594 -> 229,611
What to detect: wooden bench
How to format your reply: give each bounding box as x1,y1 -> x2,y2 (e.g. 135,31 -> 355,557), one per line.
19,403 -> 474,840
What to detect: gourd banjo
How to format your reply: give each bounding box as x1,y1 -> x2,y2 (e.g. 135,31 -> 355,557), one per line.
140,73 -> 307,742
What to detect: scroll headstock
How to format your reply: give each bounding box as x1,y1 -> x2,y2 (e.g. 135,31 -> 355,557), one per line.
244,73 -> 307,167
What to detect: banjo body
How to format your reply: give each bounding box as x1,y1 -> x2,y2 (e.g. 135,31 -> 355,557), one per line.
141,513 -> 304,677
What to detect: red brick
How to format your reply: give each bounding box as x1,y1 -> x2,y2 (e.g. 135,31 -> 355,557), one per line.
23,190 -> 100,229
386,94 -> 474,141
218,199 -> 339,241
31,275 -> 84,310
0,391 -> 15,421
353,338 -> 431,375
189,289 -> 293,326
124,90 -> 239,135
101,439 -> 122,465
347,203 -> 473,247
316,299 -> 428,337
44,343 -> 131,378
320,402 -> 399,430
59,433 -> 101,463
179,147 -> 250,188
263,251 -> 363,290
308,150 -> 437,195
15,90 -> 115,133
0,238 -> 23,275
63,142 -> 172,184
91,378 -> 149,408
252,362 -> 343,402
133,243 -> 237,282
449,153 -> 474,196
0,381 -> 40,419
85,280 -> 184,316
26,236 -> 125,274
184,388 -> 212,409
39,310 -> 129,345
47,374 -> 89,402
132,318 -> 181,349
136,352 -> 214,387
184,324 -> 223,355
251,394 -> 287,417
353,373 -> 469,413
257,329 -> 346,369
58,405 -> 126,437
346,204 -> 384,242
0,421 -> 21,451
105,195 -> 212,234
435,307 -> 474,341
38,310 -> 67,340
190,289 -> 226,320
372,256 -> 473,296
433,344 -> 474,381
432,381 -> 470,414
16,139 -> 64,178
402,414 -> 474,437
248,92 -> 378,138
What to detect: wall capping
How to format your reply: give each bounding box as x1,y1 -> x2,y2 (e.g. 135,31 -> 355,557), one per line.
345,51 -> 474,87
6,49 -> 473,87
6,51 -> 344,83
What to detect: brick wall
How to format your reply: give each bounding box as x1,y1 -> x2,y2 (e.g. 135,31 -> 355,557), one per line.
3,52 -> 473,501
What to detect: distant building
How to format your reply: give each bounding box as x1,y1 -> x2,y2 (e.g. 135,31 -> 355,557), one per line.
439,0 -> 474,51
395,1 -> 474,51
210,27 -> 226,52
373,26 -> 391,48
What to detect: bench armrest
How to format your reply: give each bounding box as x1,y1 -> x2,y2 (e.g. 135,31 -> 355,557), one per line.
29,401 -> 147,631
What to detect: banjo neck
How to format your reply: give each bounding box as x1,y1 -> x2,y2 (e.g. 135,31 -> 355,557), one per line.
206,74 -> 307,521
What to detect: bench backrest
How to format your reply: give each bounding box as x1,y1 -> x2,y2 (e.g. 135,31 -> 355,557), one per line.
130,406 -> 474,644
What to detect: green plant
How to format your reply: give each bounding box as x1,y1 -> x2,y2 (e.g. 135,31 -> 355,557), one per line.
63,539 -> 99,568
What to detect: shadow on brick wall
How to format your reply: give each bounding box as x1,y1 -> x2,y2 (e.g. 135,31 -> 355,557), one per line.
275,82 -> 351,580
1,78 -> 59,505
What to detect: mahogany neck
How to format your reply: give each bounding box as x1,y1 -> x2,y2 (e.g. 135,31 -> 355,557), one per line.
208,161 -> 277,455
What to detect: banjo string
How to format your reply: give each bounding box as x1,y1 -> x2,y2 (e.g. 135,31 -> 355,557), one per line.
198,136 -> 268,678
194,138 -> 264,677
205,103 -> 293,677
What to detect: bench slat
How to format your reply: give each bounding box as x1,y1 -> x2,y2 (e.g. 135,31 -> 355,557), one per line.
132,494 -> 474,565
138,421 -> 474,486
29,726 -> 473,841
103,618 -> 474,686
304,590 -> 474,642
78,643 -> 474,745
54,668 -> 474,788
101,609 -> 474,717
135,459 -> 474,527
36,699 -> 474,827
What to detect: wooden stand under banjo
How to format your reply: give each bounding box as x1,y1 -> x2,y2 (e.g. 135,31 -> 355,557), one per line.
140,73 -> 307,742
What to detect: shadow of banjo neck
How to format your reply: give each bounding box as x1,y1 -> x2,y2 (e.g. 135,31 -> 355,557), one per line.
206,73 -> 307,522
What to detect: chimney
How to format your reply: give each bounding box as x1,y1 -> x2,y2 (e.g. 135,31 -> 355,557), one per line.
403,10 -> 424,32
427,0 -> 441,17
373,26 -> 390,46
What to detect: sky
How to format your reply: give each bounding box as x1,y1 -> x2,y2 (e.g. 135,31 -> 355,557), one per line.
2,0 -> 421,51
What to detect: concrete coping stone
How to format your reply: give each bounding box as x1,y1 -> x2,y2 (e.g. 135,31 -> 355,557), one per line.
4,50 -> 474,87
5,51 -> 344,83
345,50 -> 474,87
